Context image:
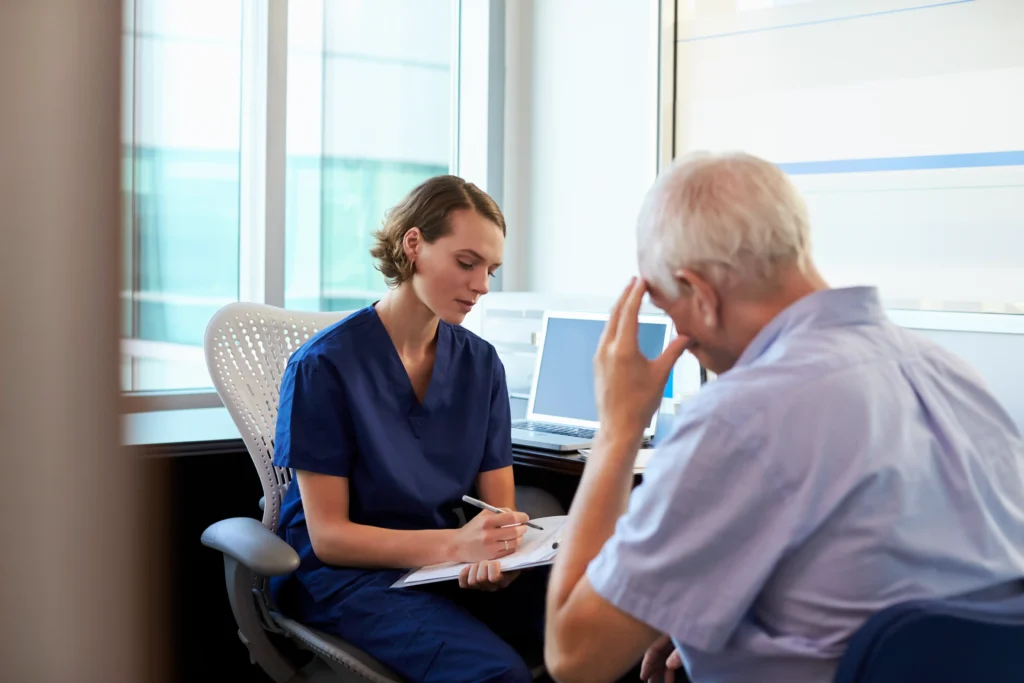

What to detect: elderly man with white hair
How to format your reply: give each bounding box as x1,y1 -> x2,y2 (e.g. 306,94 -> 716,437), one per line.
543,151 -> 1024,683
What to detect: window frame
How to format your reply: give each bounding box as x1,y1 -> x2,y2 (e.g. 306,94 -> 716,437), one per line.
124,0 -> 506,412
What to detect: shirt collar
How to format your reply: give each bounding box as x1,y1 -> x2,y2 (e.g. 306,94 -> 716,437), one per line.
735,286 -> 885,368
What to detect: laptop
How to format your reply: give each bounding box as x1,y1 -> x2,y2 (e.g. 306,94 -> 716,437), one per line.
511,311 -> 674,452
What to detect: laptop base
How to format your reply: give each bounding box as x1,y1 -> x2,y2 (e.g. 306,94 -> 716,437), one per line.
510,428 -> 592,452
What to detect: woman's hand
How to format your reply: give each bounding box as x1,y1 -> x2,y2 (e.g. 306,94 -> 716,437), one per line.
458,560 -> 520,592
450,508 -> 530,563
640,634 -> 684,683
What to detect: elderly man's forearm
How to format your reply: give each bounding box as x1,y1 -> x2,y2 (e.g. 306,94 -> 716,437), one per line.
548,432 -> 639,608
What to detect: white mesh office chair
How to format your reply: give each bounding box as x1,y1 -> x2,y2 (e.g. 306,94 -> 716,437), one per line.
200,302 -> 563,682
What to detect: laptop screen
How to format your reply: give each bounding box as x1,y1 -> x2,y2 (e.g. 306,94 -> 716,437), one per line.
530,314 -> 671,425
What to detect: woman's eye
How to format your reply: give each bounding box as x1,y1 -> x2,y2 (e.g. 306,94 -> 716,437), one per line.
488,271 -> 497,278
458,260 -> 474,270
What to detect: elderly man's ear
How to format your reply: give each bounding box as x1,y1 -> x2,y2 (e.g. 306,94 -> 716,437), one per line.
675,268 -> 719,328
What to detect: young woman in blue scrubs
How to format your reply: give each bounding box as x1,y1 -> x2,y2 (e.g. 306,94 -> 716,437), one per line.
271,176 -> 547,683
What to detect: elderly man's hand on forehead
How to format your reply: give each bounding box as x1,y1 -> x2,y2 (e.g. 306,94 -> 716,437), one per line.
593,277 -> 691,442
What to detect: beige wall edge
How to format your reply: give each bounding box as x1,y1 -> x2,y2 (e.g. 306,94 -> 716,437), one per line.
0,2 -> 167,680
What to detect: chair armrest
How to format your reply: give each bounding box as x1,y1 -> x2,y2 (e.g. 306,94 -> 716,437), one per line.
201,517 -> 300,576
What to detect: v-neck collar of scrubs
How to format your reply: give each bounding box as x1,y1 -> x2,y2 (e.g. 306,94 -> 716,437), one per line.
368,304 -> 450,416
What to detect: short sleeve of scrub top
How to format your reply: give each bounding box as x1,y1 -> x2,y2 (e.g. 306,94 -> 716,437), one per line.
275,352 -> 357,478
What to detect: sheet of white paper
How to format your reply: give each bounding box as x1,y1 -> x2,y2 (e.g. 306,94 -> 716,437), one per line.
635,448 -> 655,470
395,515 -> 568,587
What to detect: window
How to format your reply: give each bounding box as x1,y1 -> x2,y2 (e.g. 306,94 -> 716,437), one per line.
121,0 -> 481,397
121,0 -> 244,391
670,0 -> 1024,327
284,0 -> 453,312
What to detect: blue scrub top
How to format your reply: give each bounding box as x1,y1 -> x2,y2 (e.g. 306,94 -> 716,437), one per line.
271,305 -> 513,600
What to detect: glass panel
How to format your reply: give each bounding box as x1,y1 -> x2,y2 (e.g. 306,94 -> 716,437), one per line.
121,0 -> 243,390
284,0 -> 452,312
675,0 -> 1024,317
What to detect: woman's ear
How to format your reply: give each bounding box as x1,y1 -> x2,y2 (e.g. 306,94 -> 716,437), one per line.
402,227 -> 422,264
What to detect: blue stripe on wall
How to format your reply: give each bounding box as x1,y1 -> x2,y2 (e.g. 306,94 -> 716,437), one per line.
777,152 -> 1024,175
679,0 -> 973,43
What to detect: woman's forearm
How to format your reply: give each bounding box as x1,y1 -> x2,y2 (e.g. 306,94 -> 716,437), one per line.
309,521 -> 459,569
476,465 -> 517,510
302,466 -> 523,570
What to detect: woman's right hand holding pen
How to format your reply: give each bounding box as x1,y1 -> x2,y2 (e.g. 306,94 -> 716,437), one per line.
449,509 -> 530,563
451,510 -> 529,592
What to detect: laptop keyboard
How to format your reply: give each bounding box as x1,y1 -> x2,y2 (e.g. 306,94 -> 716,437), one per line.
514,421 -> 596,439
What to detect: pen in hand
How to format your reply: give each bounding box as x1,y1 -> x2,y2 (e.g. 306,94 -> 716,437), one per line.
461,495 -> 544,530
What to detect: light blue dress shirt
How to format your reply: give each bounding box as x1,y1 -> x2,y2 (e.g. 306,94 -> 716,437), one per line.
587,287 -> 1024,683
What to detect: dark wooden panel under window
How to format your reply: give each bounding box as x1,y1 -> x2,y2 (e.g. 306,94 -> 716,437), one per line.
126,408 -> 595,683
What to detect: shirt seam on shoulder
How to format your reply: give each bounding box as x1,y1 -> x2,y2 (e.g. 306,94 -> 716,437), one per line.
290,310 -> 374,369
708,349 -> 924,433
311,307 -> 374,345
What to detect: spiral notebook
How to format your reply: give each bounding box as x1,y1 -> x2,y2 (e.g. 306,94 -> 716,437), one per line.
392,515 -> 568,588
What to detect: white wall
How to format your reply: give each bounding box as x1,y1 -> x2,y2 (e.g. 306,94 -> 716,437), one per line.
503,0 -> 660,294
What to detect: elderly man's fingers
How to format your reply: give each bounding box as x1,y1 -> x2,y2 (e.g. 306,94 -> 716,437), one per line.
614,277 -> 647,344
640,635 -> 673,680
601,277 -> 636,347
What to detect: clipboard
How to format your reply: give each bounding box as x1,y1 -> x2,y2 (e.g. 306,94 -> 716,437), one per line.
392,515 -> 567,588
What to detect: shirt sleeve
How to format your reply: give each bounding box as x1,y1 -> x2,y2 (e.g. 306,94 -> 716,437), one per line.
273,355 -> 355,477
586,413 -> 802,653
479,353 -> 514,472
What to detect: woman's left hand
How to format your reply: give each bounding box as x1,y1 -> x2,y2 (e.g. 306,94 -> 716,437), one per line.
458,560 -> 520,591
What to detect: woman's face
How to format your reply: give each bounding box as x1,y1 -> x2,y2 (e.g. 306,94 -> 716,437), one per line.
405,208 -> 504,324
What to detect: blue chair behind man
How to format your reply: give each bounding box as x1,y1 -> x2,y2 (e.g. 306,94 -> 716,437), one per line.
834,589 -> 1024,683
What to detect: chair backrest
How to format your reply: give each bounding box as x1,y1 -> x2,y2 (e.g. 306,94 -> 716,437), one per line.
204,302 -> 351,530
833,592 -> 1024,683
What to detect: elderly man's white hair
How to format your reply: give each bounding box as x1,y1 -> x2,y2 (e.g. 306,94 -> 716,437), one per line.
637,151 -> 812,295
